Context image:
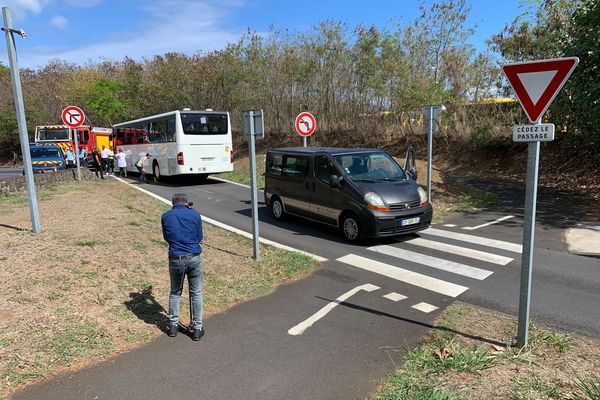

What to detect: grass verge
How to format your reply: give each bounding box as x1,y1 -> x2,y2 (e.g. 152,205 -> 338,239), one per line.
369,303 -> 600,400
0,179 -> 318,399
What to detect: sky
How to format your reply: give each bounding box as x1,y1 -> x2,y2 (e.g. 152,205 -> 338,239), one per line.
0,0 -> 524,69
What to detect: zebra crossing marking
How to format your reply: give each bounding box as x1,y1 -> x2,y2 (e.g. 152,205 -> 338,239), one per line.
367,245 -> 493,280
403,237 -> 513,266
336,254 -> 469,298
421,228 -> 523,253
383,292 -> 407,302
412,302 -> 439,313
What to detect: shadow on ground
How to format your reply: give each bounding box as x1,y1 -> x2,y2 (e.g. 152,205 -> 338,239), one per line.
124,287 -> 169,331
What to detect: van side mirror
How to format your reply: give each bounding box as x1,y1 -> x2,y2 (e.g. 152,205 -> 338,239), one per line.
408,166 -> 417,180
329,174 -> 343,188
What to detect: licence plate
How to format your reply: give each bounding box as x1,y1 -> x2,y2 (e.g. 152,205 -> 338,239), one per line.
401,217 -> 420,226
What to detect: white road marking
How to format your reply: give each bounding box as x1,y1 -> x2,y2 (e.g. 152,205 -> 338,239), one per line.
421,228 -> 522,253
405,237 -> 513,266
411,302 -> 439,313
367,245 -> 493,280
383,292 -> 407,302
462,215 -> 515,231
112,176 -> 328,262
287,283 -> 380,336
337,254 -> 468,297
443,224 -> 457,227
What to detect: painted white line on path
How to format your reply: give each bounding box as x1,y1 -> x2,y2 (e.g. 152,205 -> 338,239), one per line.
462,215 -> 515,231
411,302 -> 439,313
210,176 -> 256,189
421,228 -> 523,254
367,245 -> 493,280
287,283 -> 380,336
404,237 -> 513,266
337,254 -> 469,298
383,292 -> 407,302
443,224 -> 457,228
112,177 -> 328,262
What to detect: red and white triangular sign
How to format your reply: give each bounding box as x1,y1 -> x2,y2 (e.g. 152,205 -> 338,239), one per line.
503,57 -> 578,123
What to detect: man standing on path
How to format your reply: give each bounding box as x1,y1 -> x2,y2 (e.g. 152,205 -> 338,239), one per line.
161,193 -> 204,341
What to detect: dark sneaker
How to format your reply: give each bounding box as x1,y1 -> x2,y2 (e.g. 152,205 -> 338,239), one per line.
168,324 -> 178,337
192,327 -> 205,341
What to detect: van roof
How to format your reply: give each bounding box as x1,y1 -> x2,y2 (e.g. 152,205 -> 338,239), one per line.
268,147 -> 384,155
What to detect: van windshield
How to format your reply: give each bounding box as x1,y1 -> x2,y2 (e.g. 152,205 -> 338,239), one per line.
31,148 -> 61,158
334,152 -> 406,181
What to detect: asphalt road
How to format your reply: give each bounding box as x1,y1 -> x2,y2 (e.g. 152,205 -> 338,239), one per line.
15,174 -> 600,400
0,167 -> 22,179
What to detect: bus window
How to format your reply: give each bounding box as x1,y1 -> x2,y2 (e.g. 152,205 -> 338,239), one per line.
166,118 -> 176,142
152,120 -> 167,143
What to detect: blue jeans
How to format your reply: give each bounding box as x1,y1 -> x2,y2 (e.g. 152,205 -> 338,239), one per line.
168,254 -> 203,329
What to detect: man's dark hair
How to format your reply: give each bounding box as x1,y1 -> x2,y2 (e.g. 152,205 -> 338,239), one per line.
172,193 -> 189,205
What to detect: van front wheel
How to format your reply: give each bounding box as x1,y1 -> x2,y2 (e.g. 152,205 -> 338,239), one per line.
341,213 -> 362,242
271,197 -> 285,220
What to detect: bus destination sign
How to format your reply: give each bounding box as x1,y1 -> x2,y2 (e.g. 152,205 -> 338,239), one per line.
512,123 -> 555,142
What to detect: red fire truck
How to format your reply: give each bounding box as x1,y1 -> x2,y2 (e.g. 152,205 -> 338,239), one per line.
34,125 -> 113,158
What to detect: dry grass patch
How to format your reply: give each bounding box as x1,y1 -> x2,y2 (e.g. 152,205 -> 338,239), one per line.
370,303 -> 600,400
0,179 -> 317,398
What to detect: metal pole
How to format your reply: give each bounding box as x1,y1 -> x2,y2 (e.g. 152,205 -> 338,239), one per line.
248,111 -> 260,260
303,136 -> 307,148
517,121 -> 541,348
427,106 -> 433,203
3,7 -> 41,233
73,128 -> 81,181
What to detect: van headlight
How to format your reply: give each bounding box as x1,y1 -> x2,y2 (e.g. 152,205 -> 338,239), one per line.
365,192 -> 390,212
418,186 -> 428,206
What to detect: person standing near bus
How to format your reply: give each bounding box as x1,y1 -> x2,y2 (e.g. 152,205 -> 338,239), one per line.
115,148 -> 127,177
65,147 -> 76,168
136,153 -> 151,183
92,147 -> 104,179
100,145 -> 109,173
161,193 -> 204,341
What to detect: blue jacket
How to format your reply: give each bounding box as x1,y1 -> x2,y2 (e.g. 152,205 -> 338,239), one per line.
161,204 -> 203,256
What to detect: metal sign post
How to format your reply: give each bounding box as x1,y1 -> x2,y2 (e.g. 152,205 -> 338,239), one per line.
517,119 -> 541,348
243,110 -> 264,260
303,137 -> 307,148
502,57 -> 578,348
73,128 -> 82,181
62,106 -> 86,181
420,105 -> 445,203
2,7 -> 41,233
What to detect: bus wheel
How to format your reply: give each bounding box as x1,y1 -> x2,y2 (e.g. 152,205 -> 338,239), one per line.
153,163 -> 161,183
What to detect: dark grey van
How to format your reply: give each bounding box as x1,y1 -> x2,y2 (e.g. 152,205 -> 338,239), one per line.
264,147 -> 433,242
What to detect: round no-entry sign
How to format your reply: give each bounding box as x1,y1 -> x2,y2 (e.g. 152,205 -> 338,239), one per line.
61,106 -> 86,128
295,112 -> 316,137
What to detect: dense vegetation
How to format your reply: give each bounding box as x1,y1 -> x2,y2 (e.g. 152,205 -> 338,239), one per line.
0,0 -> 597,166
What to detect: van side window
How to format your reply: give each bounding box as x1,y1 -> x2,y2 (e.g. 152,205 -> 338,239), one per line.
284,156 -> 308,178
315,156 -> 337,183
267,154 -> 283,176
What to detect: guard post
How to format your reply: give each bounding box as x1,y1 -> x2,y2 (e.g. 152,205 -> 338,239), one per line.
243,109 -> 265,260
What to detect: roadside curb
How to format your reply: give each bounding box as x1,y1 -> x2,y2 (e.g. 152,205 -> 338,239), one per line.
111,176 -> 328,262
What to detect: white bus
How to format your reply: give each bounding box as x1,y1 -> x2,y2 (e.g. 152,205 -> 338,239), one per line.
112,109 -> 233,181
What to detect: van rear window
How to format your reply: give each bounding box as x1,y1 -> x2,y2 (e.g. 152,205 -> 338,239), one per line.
267,154 -> 283,176
283,156 -> 308,178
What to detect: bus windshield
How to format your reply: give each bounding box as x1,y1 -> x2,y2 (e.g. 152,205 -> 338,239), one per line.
181,113 -> 228,135
37,128 -> 70,141
335,152 -> 406,181
31,148 -> 61,158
